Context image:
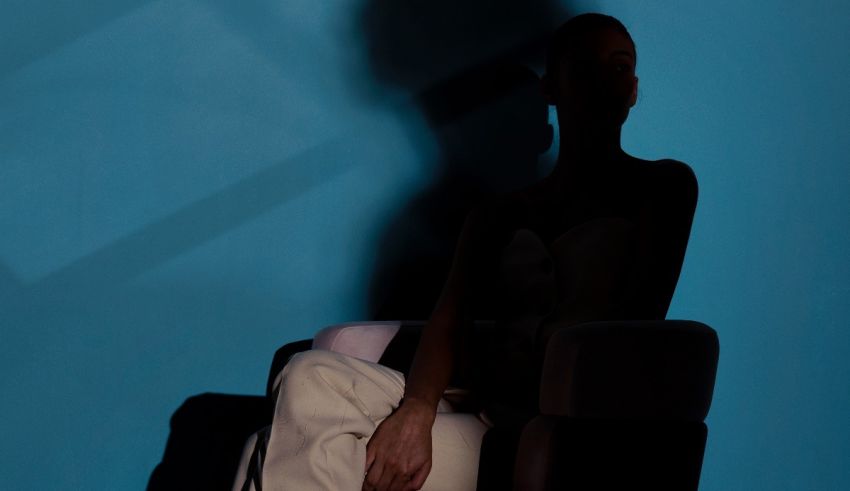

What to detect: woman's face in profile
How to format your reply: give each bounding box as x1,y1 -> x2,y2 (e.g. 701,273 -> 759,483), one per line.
553,27 -> 638,128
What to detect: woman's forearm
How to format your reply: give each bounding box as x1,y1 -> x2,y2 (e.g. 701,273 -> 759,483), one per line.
401,309 -> 463,413
402,208 -> 480,414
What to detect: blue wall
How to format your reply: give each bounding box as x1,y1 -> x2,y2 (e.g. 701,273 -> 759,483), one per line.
599,2 -> 850,489
1,1 -> 847,489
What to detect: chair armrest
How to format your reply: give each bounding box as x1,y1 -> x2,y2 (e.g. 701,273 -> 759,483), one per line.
513,414 -> 707,491
312,321 -> 406,363
538,320 -> 719,421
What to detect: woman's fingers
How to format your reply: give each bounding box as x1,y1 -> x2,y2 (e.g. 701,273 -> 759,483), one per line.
364,448 -> 418,491
387,470 -> 414,491
376,462 -> 400,490
365,444 -> 376,473
363,459 -> 384,490
409,459 -> 431,490
363,405 -> 434,491
378,461 -> 417,491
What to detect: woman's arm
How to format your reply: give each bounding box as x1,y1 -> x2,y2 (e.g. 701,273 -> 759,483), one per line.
621,160 -> 698,319
362,207 -> 494,491
401,207 -> 486,411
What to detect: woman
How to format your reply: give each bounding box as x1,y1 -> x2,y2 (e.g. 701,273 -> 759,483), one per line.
234,12 -> 697,491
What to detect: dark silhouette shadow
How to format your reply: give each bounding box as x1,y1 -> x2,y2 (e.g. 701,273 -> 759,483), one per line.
368,63 -> 553,319
360,0 -> 569,320
147,393 -> 271,491
358,0 -> 567,94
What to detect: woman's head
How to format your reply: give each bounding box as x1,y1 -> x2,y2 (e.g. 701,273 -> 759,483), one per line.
543,13 -> 638,129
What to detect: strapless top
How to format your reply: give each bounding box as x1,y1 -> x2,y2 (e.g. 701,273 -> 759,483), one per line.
465,216 -> 638,425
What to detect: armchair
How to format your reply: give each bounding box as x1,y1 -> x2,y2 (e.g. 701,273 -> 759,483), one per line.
266,318 -> 719,491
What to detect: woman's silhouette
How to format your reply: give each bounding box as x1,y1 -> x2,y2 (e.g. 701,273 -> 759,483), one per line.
233,13 -> 697,491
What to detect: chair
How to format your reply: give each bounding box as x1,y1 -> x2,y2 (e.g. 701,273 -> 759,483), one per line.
261,188 -> 714,489
266,318 -> 719,491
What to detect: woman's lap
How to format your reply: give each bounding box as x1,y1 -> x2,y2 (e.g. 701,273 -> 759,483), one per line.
233,349 -> 492,491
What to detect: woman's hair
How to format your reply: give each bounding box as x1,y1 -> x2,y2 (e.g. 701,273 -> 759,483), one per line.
545,13 -> 636,78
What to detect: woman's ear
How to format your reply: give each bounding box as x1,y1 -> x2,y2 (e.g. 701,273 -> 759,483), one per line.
541,74 -> 557,106
628,76 -> 639,107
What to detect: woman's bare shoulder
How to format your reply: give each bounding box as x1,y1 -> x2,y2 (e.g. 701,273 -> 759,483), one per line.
626,157 -> 697,198
631,158 -> 699,214
648,158 -> 697,186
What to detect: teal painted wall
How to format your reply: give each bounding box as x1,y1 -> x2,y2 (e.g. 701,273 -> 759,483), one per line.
1,1 -> 847,489
593,2 -> 850,489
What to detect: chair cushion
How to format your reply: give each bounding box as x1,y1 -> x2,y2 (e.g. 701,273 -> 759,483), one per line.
312,322 -> 402,363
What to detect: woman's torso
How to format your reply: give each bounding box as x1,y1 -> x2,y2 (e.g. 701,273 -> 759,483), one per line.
458,157 -> 664,422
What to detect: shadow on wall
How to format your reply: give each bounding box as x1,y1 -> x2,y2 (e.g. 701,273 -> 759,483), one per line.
148,1 -> 572,489
361,0 -> 569,320
0,0 -> 567,328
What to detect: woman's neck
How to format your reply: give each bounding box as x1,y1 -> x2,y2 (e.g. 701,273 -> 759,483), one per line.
550,127 -> 629,185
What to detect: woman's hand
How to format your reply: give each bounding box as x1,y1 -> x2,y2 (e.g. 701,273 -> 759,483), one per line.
363,398 -> 436,491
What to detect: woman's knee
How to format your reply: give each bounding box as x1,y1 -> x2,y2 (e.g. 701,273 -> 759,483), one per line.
275,350 -> 360,416
277,349 -> 349,396
284,349 -> 341,377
